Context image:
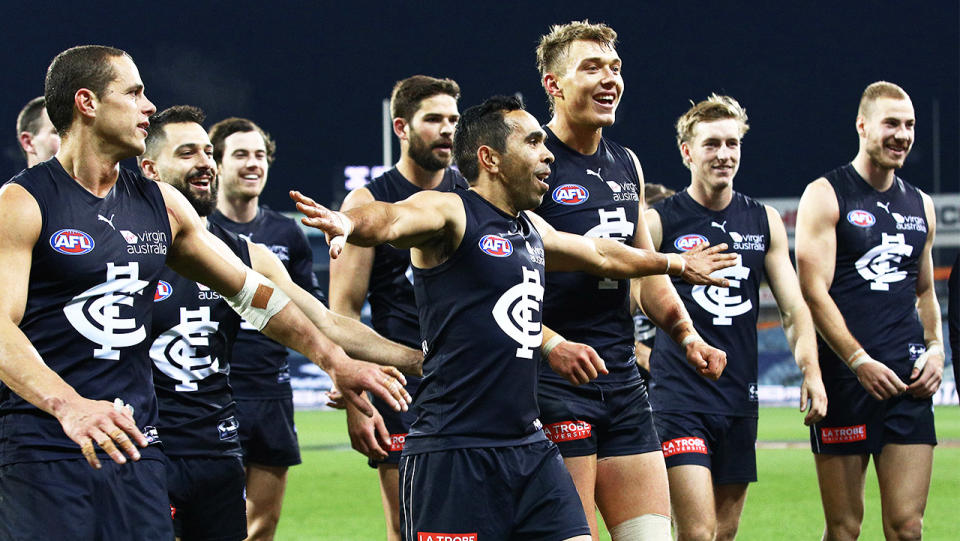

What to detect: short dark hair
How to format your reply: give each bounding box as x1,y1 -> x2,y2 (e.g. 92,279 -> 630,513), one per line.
142,105 -> 207,161
390,75 -> 460,121
208,117 -> 276,165
44,45 -> 129,134
16,96 -> 48,159
453,95 -> 525,183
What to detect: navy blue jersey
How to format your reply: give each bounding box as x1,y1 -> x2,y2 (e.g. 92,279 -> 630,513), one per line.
404,190 -> 548,454
209,206 -> 322,399
1,160 -> 170,464
649,190 -> 770,416
536,128 -> 641,384
150,220 -> 249,458
820,164 -> 928,381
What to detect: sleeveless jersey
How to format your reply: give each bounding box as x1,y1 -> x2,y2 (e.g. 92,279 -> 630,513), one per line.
649,190 -> 770,416
404,190 -> 547,454
535,128 -> 641,384
1,160 -> 171,465
820,164 -> 928,381
150,220 -> 249,458
209,206 -> 322,399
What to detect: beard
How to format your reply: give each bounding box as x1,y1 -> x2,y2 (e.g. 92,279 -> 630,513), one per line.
866,137 -> 910,170
178,169 -> 218,217
408,129 -> 451,172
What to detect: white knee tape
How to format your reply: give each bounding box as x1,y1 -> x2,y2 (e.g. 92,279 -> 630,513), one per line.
224,270 -> 290,331
609,513 -> 672,541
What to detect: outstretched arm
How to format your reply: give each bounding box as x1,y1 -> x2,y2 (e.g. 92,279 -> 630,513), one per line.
159,182 -> 410,416
796,179 -> 906,400
763,206 -> 826,424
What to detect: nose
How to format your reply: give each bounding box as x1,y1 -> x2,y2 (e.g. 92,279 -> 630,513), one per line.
142,94 -> 157,117
543,148 -> 555,165
441,119 -> 455,136
716,145 -> 732,161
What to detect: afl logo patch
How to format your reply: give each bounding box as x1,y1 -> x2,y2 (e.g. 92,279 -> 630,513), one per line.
674,234 -> 707,252
50,229 -> 95,255
479,235 -> 513,257
847,210 -> 876,227
552,184 -> 589,205
154,280 -> 173,302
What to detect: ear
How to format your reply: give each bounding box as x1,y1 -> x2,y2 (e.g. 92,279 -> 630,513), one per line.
393,117 -> 408,140
477,145 -> 499,175
855,115 -> 866,138
75,88 -> 98,122
17,132 -> 35,155
139,158 -> 159,180
543,73 -> 563,101
680,141 -> 692,165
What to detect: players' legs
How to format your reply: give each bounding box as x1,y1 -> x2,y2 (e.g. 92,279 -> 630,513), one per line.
714,483 -> 749,541
595,452 -> 671,537
874,444 -> 932,541
563,455 -> 600,540
244,463 -> 288,541
814,453 -> 869,541
668,465 -> 717,541
377,464 -> 402,541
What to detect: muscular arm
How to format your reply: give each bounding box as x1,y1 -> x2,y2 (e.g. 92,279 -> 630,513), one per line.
328,187 -> 375,320
906,191 -> 943,397
763,206 -> 826,424
159,182 -> 410,415
0,184 -> 145,468
248,240 -> 422,376
795,179 -> 906,399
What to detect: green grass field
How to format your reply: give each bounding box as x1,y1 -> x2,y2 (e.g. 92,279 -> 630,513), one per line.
278,406 -> 960,540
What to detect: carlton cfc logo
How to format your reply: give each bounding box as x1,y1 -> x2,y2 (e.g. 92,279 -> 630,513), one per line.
674,234 -> 707,251
50,229 -> 95,255
154,280 -> 173,302
552,184 -> 589,205
478,235 -> 513,257
847,210 -> 876,228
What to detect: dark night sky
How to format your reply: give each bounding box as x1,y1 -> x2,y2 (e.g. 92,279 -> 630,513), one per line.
3,1 -> 957,209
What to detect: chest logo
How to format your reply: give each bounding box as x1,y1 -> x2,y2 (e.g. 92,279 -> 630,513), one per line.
855,232 -> 913,291
674,234 -> 708,252
847,210 -> 876,228
150,306 -> 221,392
552,184 -> 589,205
63,262 -> 149,360
479,235 -> 513,257
50,229 -> 95,255
492,266 -> 544,359
154,280 -> 173,302
691,257 -> 752,325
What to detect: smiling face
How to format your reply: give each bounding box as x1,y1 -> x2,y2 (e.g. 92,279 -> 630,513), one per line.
499,109 -> 555,211
145,122 -> 218,216
217,130 -> 269,200
682,118 -> 742,193
550,39 -> 623,129
94,55 -> 156,158
859,97 -> 915,170
404,93 -> 459,172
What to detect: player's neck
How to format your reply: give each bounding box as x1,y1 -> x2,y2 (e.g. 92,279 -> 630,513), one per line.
851,151 -> 896,191
217,193 -> 259,223
688,179 -> 733,211
472,178 -> 520,217
396,155 -> 446,190
547,114 -> 603,155
55,135 -> 122,198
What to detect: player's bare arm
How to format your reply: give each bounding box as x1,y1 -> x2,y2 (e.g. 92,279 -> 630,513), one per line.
0,184 -> 146,469
291,189 -> 465,269
542,324 -> 608,385
763,205 -> 826,424
796,178 -> 906,400
906,191 -> 944,398
158,182 -> 410,415
329,187 -> 376,320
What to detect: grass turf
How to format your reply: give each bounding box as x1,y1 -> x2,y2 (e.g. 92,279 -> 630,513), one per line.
278,406 -> 960,540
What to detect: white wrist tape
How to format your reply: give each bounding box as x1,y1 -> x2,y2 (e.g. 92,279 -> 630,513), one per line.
664,253 -> 686,277
846,348 -> 871,373
680,333 -> 702,349
914,341 -> 943,373
225,270 -> 291,331
542,334 -> 566,359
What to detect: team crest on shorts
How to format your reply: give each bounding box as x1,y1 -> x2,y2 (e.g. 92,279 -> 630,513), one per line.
50,229 -> 95,255
478,235 -> 513,257
552,183 -> 589,205
846,210 -> 876,228
674,234 -> 707,252
153,280 -> 173,302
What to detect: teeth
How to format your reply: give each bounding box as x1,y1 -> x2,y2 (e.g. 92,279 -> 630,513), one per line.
243,175 -> 259,180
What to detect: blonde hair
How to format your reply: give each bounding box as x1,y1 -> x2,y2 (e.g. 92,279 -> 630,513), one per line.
858,81 -> 910,118
675,94 -> 749,168
536,20 -> 617,111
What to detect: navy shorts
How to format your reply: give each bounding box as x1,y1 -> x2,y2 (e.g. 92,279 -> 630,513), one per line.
236,397 -> 302,467
0,458 -> 172,541
655,410 -> 758,485
811,375 -> 936,455
537,378 -> 662,458
399,440 -> 590,541
167,455 -> 246,541
369,390 -> 419,468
